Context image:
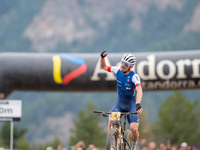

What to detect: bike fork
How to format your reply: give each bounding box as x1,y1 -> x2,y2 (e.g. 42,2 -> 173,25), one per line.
124,137 -> 132,149
123,116 -> 126,150
123,116 -> 132,150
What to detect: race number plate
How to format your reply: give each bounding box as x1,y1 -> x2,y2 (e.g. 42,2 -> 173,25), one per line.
111,112 -> 121,121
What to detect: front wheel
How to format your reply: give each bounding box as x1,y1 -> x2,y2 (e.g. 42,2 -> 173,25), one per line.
124,130 -> 132,150
106,128 -> 118,150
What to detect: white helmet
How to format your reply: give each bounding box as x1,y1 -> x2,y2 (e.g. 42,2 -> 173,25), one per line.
121,53 -> 136,66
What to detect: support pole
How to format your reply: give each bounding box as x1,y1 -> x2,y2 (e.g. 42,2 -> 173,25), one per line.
10,119 -> 13,150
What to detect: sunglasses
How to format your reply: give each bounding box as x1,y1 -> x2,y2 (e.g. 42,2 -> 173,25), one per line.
121,61 -> 131,67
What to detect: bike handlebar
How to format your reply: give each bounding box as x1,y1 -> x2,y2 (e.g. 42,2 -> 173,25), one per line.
93,110 -> 109,114
93,110 -> 137,117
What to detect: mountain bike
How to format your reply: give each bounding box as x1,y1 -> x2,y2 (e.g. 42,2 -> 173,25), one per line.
93,110 -> 137,150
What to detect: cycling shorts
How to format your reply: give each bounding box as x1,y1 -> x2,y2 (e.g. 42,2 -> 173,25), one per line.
110,99 -> 139,124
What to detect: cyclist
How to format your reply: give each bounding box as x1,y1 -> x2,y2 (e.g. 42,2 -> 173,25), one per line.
100,51 -> 143,150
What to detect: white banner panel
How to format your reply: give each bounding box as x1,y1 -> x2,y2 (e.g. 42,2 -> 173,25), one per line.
0,100 -> 22,119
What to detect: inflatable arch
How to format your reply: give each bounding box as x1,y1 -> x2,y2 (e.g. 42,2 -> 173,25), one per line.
0,50 -> 200,99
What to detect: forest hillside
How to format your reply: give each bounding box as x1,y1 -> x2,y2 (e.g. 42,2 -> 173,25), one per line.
0,0 -> 200,145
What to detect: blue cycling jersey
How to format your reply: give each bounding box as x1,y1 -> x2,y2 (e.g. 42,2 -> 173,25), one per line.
117,70 -> 136,103
108,66 -> 141,123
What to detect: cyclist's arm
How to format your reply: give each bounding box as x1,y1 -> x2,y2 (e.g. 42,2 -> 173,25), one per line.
100,51 -> 109,71
100,57 -> 109,71
132,74 -> 143,104
99,51 -> 120,73
136,85 -> 143,104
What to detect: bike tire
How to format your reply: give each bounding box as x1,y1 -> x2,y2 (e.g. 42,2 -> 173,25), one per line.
124,130 -> 132,150
106,128 -> 118,150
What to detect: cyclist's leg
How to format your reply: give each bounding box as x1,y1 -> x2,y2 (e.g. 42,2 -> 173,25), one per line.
108,115 -> 112,133
128,112 -> 139,150
108,101 -> 120,132
108,101 -> 121,150
130,122 -> 139,150
130,122 -> 139,142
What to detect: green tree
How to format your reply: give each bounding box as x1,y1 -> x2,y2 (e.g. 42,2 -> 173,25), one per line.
68,102 -> 107,148
138,111 -> 151,141
16,137 -> 34,150
0,138 -> 7,148
0,122 -> 27,148
35,136 -> 61,150
152,91 -> 200,145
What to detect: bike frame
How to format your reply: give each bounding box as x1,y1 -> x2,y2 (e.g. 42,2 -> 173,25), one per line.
110,113 -> 131,150
93,110 -> 137,150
